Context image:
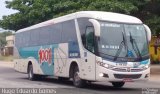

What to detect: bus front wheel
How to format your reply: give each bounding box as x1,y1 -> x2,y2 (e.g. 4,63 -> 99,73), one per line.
73,66 -> 86,88
111,82 -> 125,88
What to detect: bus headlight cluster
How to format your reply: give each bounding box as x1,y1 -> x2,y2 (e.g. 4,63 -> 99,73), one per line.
144,65 -> 149,69
96,61 -> 115,69
142,64 -> 150,69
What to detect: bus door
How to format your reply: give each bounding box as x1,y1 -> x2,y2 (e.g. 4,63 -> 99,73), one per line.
81,26 -> 96,80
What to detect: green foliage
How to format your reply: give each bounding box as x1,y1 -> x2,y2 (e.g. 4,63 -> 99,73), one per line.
145,15 -> 160,35
142,0 -> 160,35
0,0 -> 160,35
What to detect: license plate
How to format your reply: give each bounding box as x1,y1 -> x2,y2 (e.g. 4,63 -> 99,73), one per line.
116,63 -> 127,67
123,78 -> 133,82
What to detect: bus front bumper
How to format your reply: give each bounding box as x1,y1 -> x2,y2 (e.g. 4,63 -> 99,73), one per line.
96,67 -> 150,82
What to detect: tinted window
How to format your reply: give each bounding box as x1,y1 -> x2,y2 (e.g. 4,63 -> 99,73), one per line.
30,29 -> 39,46
23,31 -> 30,47
61,20 -> 77,42
39,27 -> 50,45
15,20 -> 76,48
49,23 -> 62,44
85,26 -> 95,53
77,18 -> 93,46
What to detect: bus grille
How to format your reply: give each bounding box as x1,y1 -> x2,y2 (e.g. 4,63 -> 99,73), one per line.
112,68 -> 144,72
112,68 -> 127,72
131,68 -> 143,72
114,74 -> 142,79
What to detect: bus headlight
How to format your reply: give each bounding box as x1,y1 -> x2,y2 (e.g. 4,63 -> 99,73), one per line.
142,64 -> 150,69
97,61 -> 115,69
144,65 -> 149,69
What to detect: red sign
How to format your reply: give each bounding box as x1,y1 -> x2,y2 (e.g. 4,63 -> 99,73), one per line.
38,47 -> 52,65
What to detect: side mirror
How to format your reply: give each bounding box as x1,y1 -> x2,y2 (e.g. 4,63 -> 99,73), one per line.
144,24 -> 151,42
89,19 -> 100,37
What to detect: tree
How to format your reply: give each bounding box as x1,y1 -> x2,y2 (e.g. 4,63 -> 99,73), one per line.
142,0 -> 160,35
0,0 -> 159,35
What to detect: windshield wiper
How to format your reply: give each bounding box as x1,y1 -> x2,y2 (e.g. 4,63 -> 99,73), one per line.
114,32 -> 127,61
129,32 -> 142,60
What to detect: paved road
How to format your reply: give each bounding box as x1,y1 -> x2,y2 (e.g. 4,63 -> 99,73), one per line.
0,61 -> 160,94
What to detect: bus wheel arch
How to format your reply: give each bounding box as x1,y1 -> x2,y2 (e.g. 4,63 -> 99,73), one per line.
69,61 -> 78,78
69,61 -> 86,88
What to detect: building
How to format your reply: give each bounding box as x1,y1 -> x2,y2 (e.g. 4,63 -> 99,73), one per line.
3,35 -> 15,56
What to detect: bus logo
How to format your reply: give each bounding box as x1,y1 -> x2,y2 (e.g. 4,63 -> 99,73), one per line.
38,47 -> 52,65
127,67 -> 130,72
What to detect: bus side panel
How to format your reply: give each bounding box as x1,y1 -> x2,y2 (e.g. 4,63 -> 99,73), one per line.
14,59 -> 26,73
15,44 -> 58,75
54,42 -> 82,78
53,19 -> 81,78
14,46 -> 28,73
14,46 -> 21,72
54,43 -> 69,77
14,47 -> 43,75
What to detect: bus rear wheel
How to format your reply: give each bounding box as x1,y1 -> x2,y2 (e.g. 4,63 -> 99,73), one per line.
112,82 -> 125,88
73,66 -> 86,88
28,64 -> 36,81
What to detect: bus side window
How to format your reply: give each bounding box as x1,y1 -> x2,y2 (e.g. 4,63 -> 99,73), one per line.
85,26 -> 95,53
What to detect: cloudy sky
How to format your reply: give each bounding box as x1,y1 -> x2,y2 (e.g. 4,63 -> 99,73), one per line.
0,0 -> 18,19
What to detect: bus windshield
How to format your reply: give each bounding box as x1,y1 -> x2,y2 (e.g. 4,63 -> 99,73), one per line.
98,21 -> 149,62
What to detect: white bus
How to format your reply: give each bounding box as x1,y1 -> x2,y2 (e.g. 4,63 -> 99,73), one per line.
14,11 -> 151,88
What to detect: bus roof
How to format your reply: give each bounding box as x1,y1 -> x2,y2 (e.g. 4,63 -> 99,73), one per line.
16,11 -> 142,33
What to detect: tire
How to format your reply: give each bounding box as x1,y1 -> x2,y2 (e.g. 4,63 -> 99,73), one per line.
112,82 -> 125,88
28,64 -> 36,81
73,66 -> 86,88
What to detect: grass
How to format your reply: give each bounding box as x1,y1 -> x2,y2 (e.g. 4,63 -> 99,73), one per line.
0,55 -> 14,61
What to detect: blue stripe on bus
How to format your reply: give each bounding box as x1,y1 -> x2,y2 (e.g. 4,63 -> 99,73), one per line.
19,44 -> 58,75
